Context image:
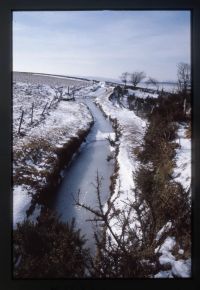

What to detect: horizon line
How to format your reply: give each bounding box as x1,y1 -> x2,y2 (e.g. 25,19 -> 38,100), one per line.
12,70 -> 178,84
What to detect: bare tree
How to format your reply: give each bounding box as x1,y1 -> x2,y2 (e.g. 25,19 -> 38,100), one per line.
130,71 -> 146,88
145,77 -> 159,90
177,63 -> 191,94
120,72 -> 129,88
74,172 -> 158,278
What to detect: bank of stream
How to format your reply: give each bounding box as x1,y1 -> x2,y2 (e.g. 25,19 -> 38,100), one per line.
13,98 -> 114,254
52,99 -> 114,252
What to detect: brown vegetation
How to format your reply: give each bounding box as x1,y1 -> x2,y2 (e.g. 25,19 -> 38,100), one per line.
13,123 -> 93,216
13,210 -> 90,278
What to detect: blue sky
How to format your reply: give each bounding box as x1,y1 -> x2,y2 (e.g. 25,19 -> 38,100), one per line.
13,11 -> 190,82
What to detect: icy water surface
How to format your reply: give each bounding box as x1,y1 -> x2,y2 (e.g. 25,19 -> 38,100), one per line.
53,100 -> 114,252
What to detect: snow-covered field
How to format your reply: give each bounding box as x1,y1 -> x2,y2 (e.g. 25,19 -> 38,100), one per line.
13,73 -> 94,225
129,88 -> 159,99
80,76 -> 178,93
139,82 -> 178,93
13,71 -> 91,87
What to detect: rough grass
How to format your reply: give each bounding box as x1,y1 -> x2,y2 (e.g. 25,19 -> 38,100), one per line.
95,102 -> 121,195
13,210 -> 90,278
185,121 -> 191,138
13,122 -> 94,217
92,88 -> 191,277
134,91 -> 191,266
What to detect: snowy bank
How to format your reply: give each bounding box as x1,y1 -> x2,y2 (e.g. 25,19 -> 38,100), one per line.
173,124 -> 191,192
13,81 -> 93,225
155,235 -> 191,278
129,88 -> 159,99
95,87 -> 146,240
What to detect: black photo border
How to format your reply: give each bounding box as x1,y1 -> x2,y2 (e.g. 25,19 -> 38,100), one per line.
0,0 -> 200,290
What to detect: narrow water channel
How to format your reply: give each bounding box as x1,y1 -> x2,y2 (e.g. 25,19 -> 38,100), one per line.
53,100 -> 114,252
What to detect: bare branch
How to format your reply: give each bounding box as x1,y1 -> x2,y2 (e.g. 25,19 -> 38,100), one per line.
120,72 -> 129,87
130,71 -> 146,88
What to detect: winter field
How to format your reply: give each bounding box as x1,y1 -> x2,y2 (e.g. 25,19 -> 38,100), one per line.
13,72 -> 94,224
13,72 -> 191,278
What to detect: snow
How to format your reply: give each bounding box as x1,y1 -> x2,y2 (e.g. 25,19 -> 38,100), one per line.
13,74 -> 94,225
13,185 -> 33,226
155,236 -> 191,278
154,125 -> 191,278
127,89 -> 135,95
29,204 -> 42,223
13,71 -> 90,87
178,249 -> 184,255
153,124 -> 191,278
156,222 -> 172,241
139,82 -> 178,93
172,259 -> 191,278
74,84 -> 108,99
13,100 -> 93,155
133,89 -> 159,99
13,185 -> 42,227
13,81 -> 93,145
95,84 -> 191,278
95,87 -> 147,241
13,74 -> 191,278
173,125 -> 191,192
154,270 -> 173,278
117,145 -> 135,193
158,239 -> 176,265
95,130 -> 115,141
32,73 -> 89,82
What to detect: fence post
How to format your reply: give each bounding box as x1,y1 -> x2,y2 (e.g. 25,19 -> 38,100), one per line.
31,103 -> 34,124
57,87 -> 63,101
18,110 -> 24,135
42,102 -> 48,116
49,98 -> 54,109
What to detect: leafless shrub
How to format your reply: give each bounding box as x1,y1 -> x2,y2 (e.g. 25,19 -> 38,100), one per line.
145,77 -> 159,91
74,173 -> 158,278
177,62 -> 191,94
130,71 -> 146,88
120,72 -> 129,88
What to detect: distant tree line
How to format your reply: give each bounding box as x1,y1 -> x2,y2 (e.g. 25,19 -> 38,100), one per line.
120,62 -> 191,92
120,71 -> 146,88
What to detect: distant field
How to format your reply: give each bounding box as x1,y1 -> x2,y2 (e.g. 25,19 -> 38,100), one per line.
13,71 -> 91,87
